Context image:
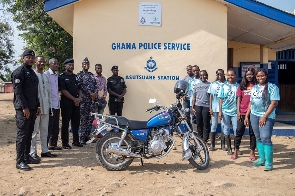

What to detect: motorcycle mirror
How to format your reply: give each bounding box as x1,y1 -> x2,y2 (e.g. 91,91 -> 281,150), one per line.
149,98 -> 157,104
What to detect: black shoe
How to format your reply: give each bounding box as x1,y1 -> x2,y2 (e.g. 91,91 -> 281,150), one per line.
80,140 -> 86,145
30,153 -> 41,161
48,146 -> 62,150
62,144 -> 72,149
16,162 -> 31,171
72,142 -> 83,147
41,152 -> 57,158
25,155 -> 41,164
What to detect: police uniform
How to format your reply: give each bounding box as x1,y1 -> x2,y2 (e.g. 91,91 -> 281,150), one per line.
12,49 -> 40,170
107,66 -> 127,116
59,59 -> 81,147
77,57 -> 97,143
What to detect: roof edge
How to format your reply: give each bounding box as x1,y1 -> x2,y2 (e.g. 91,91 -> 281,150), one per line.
45,0 -> 79,12
224,0 -> 295,27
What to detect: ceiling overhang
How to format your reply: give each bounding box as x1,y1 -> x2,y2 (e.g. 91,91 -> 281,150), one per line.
223,0 -> 295,51
45,0 -> 81,36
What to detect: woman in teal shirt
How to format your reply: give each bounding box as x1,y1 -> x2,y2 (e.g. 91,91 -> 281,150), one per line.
244,68 -> 280,171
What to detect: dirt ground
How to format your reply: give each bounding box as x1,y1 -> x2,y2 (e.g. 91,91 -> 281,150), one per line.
0,93 -> 294,196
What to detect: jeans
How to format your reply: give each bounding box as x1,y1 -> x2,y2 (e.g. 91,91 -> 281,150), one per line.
194,105 -> 210,142
235,115 -> 256,150
222,113 -> 237,136
183,99 -> 192,129
250,113 -> 275,146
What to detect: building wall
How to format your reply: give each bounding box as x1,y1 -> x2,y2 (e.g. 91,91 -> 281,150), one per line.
228,41 -> 276,68
72,0 -> 227,120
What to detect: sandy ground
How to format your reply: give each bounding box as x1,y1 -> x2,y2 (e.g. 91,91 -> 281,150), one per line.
0,93 -> 294,196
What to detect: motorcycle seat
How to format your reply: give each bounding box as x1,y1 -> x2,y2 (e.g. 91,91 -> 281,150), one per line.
127,120 -> 148,130
105,116 -> 148,129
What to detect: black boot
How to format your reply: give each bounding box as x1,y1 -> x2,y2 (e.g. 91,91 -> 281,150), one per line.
209,132 -> 216,151
220,132 -> 227,151
225,135 -> 233,155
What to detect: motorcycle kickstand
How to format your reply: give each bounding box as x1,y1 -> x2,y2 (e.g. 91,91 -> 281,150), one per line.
140,158 -> 144,166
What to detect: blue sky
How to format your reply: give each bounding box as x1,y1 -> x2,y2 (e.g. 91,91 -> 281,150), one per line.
257,0 -> 295,11
2,0 -> 295,64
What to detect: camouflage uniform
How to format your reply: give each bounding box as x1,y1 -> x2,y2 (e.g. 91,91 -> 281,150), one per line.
77,70 -> 97,143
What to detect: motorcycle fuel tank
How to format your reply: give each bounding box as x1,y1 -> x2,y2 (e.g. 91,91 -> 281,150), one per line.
147,111 -> 173,127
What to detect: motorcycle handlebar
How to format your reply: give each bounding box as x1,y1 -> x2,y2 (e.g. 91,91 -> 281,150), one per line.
146,105 -> 161,112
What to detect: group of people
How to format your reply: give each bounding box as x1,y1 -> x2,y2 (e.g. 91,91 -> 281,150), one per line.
183,65 -> 280,171
12,49 -> 127,171
11,48 -> 279,172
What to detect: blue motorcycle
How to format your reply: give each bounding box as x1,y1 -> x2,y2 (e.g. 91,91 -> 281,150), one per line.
91,80 -> 209,171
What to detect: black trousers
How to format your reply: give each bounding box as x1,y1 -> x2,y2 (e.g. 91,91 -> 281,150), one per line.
235,115 -> 256,150
48,108 -> 60,146
109,101 -> 123,116
61,105 -> 80,145
194,105 -> 210,143
15,109 -> 37,163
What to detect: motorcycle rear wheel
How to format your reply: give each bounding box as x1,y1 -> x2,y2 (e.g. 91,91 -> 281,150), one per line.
188,134 -> 210,170
96,132 -> 134,171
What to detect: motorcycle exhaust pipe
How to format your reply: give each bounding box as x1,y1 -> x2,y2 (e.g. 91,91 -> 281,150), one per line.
106,147 -> 142,158
182,132 -> 192,160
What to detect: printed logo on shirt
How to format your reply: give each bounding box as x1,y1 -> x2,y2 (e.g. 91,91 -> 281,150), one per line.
244,90 -> 251,96
252,89 -> 264,99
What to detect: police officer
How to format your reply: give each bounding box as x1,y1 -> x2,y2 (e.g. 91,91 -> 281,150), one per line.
107,65 -> 127,116
12,49 -> 41,171
77,57 -> 97,144
59,58 -> 83,149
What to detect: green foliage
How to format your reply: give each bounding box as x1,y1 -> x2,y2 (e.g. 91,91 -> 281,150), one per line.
0,21 -> 15,81
1,0 -> 73,72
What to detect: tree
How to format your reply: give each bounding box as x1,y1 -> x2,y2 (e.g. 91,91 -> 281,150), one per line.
1,0 -> 73,72
0,21 -> 14,81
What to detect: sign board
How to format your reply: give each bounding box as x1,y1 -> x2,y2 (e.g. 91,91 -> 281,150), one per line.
139,2 -> 162,26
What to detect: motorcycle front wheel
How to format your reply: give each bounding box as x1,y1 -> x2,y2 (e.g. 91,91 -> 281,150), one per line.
96,132 -> 134,171
188,133 -> 210,170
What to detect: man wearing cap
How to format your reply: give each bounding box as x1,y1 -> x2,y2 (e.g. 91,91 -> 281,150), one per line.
12,49 -> 41,171
59,58 -> 83,149
107,66 -> 127,116
77,57 -> 97,144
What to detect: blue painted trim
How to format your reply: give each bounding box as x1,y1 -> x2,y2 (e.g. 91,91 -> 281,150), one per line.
225,0 -> 295,27
45,0 -> 79,12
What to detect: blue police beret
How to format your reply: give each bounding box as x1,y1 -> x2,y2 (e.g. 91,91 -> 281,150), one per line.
111,65 -> 118,70
64,58 -> 74,65
22,49 -> 35,57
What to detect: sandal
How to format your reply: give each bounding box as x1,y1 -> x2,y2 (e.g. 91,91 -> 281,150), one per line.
249,154 -> 256,161
231,153 -> 238,159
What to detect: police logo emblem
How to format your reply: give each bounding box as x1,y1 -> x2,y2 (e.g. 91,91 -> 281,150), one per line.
140,17 -> 146,24
144,56 -> 157,72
